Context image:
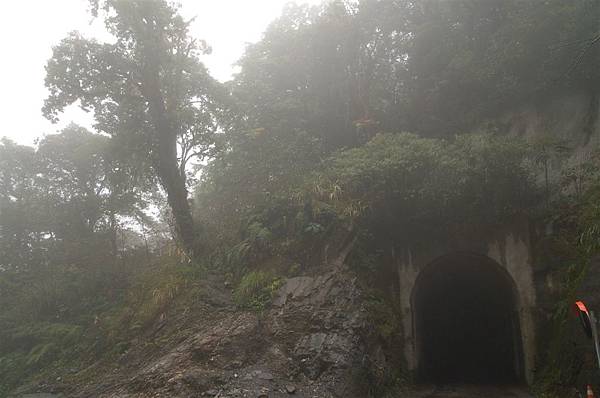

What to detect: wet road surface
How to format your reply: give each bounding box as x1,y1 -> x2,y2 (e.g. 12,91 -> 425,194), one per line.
408,384 -> 533,397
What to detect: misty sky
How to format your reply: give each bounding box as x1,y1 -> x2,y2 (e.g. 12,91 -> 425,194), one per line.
0,0 -> 322,146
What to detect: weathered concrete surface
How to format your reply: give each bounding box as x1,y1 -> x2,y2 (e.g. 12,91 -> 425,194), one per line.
487,230 -> 537,385
397,219 -> 538,384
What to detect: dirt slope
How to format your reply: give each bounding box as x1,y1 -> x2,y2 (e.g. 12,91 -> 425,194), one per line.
32,266 -> 390,398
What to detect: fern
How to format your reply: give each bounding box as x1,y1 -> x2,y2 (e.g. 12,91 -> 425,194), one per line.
25,343 -> 56,366
233,271 -> 282,312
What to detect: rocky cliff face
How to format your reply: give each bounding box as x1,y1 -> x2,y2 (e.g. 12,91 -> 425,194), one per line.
481,90 -> 600,178
57,266 -> 389,398
482,90 -> 599,143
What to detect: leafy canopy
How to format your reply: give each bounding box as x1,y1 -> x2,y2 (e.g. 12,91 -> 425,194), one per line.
43,0 -> 227,257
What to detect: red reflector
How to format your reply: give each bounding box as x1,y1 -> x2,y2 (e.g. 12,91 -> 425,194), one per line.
576,300 -> 594,339
576,301 -> 590,314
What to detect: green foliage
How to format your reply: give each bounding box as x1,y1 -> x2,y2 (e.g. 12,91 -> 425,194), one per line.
101,258 -> 198,340
304,222 -> 325,235
0,321 -> 84,394
533,149 -> 600,396
364,294 -> 400,342
44,0 -> 228,256
0,127 -> 149,274
210,220 -> 275,275
532,267 -> 586,398
198,132 -> 537,279
234,0 -> 600,144
531,135 -> 572,206
310,132 -> 537,239
2,0 -> 598,395
361,292 -> 409,398
0,128 -> 159,393
233,271 -> 282,312
194,127 -> 322,247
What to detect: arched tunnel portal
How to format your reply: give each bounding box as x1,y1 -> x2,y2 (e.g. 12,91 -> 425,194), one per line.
412,252 -> 524,384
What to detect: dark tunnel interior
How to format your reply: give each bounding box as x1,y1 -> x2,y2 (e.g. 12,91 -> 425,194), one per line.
414,253 -> 522,384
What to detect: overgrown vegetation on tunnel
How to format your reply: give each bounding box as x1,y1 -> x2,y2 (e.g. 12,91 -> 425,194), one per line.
1,0 -> 600,396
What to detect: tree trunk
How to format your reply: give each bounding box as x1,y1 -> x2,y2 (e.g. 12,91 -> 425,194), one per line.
544,160 -> 549,208
108,210 -> 118,258
156,131 -> 198,258
142,51 -> 198,259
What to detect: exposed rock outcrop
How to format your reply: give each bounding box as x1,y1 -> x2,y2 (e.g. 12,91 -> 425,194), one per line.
64,267 -> 388,398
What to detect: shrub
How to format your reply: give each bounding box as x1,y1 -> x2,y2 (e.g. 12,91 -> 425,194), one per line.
233,271 -> 282,312
309,132 -> 538,240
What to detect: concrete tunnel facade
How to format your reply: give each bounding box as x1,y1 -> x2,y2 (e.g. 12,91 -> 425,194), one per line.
396,222 -> 537,385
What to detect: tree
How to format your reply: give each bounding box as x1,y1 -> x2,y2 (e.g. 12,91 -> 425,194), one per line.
37,124 -> 149,255
0,129 -> 158,393
531,136 -> 571,207
0,138 -> 39,270
233,1 -> 378,151
0,126 -> 147,272
233,0 -> 600,143
43,0 -> 224,258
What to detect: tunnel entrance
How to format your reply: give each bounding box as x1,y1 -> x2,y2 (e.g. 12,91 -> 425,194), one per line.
413,252 -> 523,384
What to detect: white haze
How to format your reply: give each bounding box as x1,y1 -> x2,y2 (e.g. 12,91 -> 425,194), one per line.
0,0 -> 323,146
